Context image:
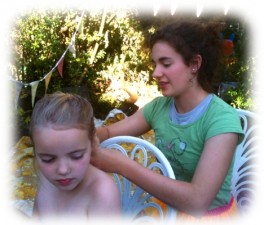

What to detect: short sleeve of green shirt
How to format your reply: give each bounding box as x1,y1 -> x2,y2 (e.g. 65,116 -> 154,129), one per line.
143,95 -> 244,144
202,96 -> 244,143
143,95 -> 244,210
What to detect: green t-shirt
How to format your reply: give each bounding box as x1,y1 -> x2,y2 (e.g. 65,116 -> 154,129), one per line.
143,95 -> 244,210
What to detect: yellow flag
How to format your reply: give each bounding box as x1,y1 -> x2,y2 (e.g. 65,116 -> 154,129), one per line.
44,71 -> 52,93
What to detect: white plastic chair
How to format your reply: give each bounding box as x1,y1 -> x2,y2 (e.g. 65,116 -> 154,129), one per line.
100,136 -> 177,223
231,109 -> 259,214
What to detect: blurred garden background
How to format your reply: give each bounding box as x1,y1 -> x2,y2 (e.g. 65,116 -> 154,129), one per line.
8,7 -> 255,144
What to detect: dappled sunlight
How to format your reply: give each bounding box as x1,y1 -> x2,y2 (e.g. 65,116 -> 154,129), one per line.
101,79 -> 161,109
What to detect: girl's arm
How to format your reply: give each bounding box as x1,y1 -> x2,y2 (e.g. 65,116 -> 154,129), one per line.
96,109 -> 151,142
91,132 -> 238,216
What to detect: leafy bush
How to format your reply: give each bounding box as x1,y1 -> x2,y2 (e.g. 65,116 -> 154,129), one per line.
219,18 -> 254,111
9,8 -> 152,138
9,9 -> 253,140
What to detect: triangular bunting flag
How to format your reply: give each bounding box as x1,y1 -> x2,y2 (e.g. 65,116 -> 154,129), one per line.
57,57 -> 64,78
69,37 -> 76,58
44,71 -> 52,93
11,80 -> 23,109
30,80 -> 40,107
77,17 -> 83,36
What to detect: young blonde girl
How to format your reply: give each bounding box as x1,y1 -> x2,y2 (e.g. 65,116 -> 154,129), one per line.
30,92 -> 121,220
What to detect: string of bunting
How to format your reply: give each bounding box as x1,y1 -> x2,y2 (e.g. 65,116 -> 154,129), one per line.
10,5 -> 231,109
10,10 -> 85,108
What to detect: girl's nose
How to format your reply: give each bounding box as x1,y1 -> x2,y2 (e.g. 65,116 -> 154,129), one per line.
152,66 -> 162,79
56,161 -> 71,175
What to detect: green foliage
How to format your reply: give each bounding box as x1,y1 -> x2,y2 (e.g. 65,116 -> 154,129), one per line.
9,9 -> 254,139
220,18 -> 254,111
9,8 -> 152,137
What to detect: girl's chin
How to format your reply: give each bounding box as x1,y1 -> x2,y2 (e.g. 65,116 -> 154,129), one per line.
160,90 -> 172,97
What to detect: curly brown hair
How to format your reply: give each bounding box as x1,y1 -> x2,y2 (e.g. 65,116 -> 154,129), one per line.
149,20 -> 223,92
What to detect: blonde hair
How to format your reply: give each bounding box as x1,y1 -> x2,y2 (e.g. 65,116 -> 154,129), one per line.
29,92 -> 95,141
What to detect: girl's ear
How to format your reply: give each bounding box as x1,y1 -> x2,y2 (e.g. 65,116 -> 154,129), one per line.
190,54 -> 202,73
91,134 -> 100,150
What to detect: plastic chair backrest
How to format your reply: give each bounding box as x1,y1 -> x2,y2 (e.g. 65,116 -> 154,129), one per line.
100,136 -> 177,223
231,109 -> 259,214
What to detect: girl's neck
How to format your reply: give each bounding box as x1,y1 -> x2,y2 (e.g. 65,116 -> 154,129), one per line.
173,88 -> 209,114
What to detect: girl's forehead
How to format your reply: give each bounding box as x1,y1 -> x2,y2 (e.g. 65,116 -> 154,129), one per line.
33,126 -> 88,135
152,42 -> 181,60
152,41 -> 177,53
33,128 -> 91,153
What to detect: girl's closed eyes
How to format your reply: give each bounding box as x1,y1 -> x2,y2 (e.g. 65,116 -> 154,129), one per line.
38,154 -> 55,164
37,149 -> 86,163
69,150 -> 86,160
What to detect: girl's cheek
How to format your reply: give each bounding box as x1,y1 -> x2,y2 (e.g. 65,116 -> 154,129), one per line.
37,162 -> 54,175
